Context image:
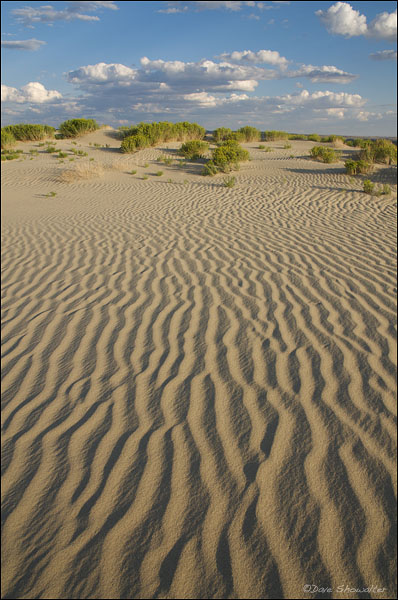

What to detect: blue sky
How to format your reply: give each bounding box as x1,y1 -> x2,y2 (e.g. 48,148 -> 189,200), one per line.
1,1 -> 397,134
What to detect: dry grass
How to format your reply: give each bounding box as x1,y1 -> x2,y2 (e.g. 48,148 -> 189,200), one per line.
58,162 -> 104,182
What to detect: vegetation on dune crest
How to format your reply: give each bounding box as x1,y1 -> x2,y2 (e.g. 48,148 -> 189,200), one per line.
202,139 -> 250,176
58,118 -> 99,138
310,145 -> 341,163
120,121 -> 206,153
263,130 -> 289,141
2,124 -> 55,144
179,140 -> 209,159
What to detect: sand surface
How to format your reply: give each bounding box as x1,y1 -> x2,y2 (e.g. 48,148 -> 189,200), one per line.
1,130 -> 397,599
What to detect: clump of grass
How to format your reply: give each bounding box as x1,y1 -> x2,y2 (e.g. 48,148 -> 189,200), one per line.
69,158 -> 75,161
363,180 -> 375,195
45,191 -> 57,197
1,129 -> 16,150
202,139 -> 250,176
283,143 -> 292,149
2,123 -> 55,143
143,163 -> 149,168
345,159 -> 372,175
58,118 -> 99,138
58,152 -> 68,158
167,178 -> 173,183
258,144 -> 265,149
89,158 -> 95,161
264,130 -> 289,141
130,169 -> 137,175
155,171 -> 163,176
381,184 -> 391,195
120,121 -> 206,153
142,174 -> 149,180
58,162 -> 104,182
45,145 -> 57,153
310,146 -> 340,163
264,147 -> 273,152
179,140 -> 209,159
223,176 -> 236,187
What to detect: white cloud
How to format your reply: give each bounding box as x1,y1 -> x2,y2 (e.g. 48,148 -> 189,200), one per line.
316,2 -> 367,37
1,38 -> 46,51
369,49 -> 397,61
316,2 -> 397,41
216,49 -> 289,68
192,1 -> 256,11
67,62 -> 137,84
286,64 -> 357,84
10,1 -> 118,27
368,9 -> 397,42
1,82 -> 62,103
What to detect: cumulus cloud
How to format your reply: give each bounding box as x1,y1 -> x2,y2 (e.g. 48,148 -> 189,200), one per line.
369,49 -> 397,61
286,64 -> 357,84
216,49 -> 289,68
1,38 -> 46,51
316,2 -> 397,41
67,62 -> 137,84
1,82 -> 62,103
10,1 -> 118,27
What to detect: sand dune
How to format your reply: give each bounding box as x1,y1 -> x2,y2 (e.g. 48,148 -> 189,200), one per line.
1,131 -> 397,599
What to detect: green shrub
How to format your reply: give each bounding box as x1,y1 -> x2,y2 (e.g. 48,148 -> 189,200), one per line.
45,146 -> 57,153
283,143 -> 292,149
258,144 -> 265,149
2,123 -> 55,142
142,174 -> 149,180
363,180 -> 375,195
382,184 -> 391,195
310,146 -> 340,163
264,130 -> 289,141
213,127 -> 232,142
371,139 -> 397,165
58,152 -> 68,158
237,126 -> 261,142
202,160 -> 219,176
288,134 -> 308,140
119,121 -> 205,151
179,140 -> 209,159
212,140 -> 249,172
308,134 -> 321,142
1,129 -> 16,150
155,171 -> 163,176
223,176 -> 236,187
130,170 -> 137,175
58,118 -> 99,138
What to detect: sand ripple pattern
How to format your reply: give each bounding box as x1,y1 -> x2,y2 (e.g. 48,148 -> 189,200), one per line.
1,154 -> 397,599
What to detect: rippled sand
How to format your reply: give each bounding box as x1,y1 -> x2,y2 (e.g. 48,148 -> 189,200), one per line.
1,131 -> 397,599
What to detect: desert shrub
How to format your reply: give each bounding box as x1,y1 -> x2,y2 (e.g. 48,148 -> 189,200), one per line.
1,152 -> 20,161
45,145 -> 57,153
179,140 -> 209,159
283,143 -> 292,149
345,160 -> 357,175
258,144 -> 265,149
212,140 -> 249,172
2,123 -> 55,142
308,134 -> 321,142
1,129 -> 16,149
119,121 -> 205,151
237,126 -> 261,142
264,130 -> 289,141
130,170 -> 137,175
58,152 -> 68,158
58,118 -> 99,138
202,160 -> 219,176
310,146 -> 340,163
223,176 -> 236,187
382,184 -> 391,195
121,133 -> 151,153
371,139 -> 397,165
363,180 -> 375,195
155,171 -> 163,176
202,140 -> 249,175
213,127 -> 232,142
288,134 -> 308,140
345,159 -> 372,175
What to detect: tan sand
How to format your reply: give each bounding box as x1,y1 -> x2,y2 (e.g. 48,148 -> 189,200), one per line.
1,130 -> 397,599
